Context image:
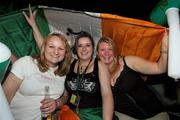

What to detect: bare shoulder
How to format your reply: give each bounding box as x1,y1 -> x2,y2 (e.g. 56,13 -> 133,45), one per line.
98,60 -> 105,67
124,55 -> 144,69
125,55 -> 145,62
124,56 -> 134,66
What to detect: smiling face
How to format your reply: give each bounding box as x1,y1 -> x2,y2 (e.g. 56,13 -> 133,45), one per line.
97,37 -> 116,65
44,35 -> 66,67
77,37 -> 93,61
97,42 -> 115,64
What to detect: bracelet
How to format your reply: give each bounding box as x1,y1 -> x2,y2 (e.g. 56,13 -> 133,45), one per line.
55,99 -> 61,109
160,50 -> 167,54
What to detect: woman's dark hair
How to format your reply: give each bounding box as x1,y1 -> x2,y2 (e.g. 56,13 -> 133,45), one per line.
72,31 -> 95,55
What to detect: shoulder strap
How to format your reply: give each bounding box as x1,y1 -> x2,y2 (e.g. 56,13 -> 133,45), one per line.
93,57 -> 99,76
122,56 -> 127,67
69,59 -> 77,72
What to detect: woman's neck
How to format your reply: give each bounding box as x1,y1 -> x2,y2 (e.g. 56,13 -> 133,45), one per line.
78,58 -> 93,73
108,57 -> 123,76
79,58 -> 92,66
107,58 -> 117,73
47,62 -> 58,68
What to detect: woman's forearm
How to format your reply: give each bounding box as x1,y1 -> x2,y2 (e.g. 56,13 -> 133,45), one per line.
31,24 -> 44,49
102,94 -> 114,120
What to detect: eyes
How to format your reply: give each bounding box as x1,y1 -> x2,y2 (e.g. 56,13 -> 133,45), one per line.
99,48 -> 113,52
77,43 -> 92,49
47,44 -> 65,51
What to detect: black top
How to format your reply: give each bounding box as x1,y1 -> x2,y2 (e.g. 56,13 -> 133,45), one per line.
112,57 -> 165,119
65,58 -> 102,109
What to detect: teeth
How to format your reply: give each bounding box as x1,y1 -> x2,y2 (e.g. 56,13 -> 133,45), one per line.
82,52 -> 87,54
104,57 -> 109,60
81,53 -> 88,55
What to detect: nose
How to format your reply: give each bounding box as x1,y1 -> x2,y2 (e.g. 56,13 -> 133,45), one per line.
104,49 -> 109,56
82,46 -> 86,51
54,48 -> 59,55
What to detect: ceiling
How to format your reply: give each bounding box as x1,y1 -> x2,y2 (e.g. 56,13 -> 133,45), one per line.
1,0 -> 160,21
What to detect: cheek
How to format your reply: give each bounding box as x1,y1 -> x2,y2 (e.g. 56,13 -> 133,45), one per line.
90,49 -> 93,55
61,51 -> 66,57
44,48 -> 51,54
97,52 -> 104,59
99,51 -> 105,56
44,47 -> 51,54
87,47 -> 93,53
109,52 -> 114,57
44,51 -> 50,59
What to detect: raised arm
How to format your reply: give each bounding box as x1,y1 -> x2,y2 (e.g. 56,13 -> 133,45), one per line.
156,30 -> 168,73
98,61 -> 113,120
126,30 -> 168,75
23,4 -> 44,48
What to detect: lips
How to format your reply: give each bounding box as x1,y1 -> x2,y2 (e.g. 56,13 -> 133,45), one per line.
80,51 -> 89,55
101,56 -> 113,63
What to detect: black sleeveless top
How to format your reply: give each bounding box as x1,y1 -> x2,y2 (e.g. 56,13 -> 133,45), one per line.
65,58 -> 102,109
112,57 -> 165,119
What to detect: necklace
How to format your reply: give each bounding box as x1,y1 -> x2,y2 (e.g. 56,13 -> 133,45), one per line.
80,65 -> 87,74
78,58 -> 92,74
76,58 -> 93,92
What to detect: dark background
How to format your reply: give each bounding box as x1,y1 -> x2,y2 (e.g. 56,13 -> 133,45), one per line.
1,0 -> 160,21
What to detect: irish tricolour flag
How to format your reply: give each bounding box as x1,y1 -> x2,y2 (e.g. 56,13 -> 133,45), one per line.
1,5 -> 179,79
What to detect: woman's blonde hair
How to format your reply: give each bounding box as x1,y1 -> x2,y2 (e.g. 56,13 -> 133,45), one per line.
96,36 -> 118,57
33,33 -> 72,76
96,36 -> 122,73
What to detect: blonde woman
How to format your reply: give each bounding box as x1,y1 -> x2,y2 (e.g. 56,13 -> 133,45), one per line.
3,33 -> 72,120
96,33 -> 169,120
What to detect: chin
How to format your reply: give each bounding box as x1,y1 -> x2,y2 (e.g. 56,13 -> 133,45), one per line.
103,60 -> 111,64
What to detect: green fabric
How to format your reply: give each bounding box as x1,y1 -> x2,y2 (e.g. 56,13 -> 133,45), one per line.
0,6 -> 50,58
0,59 -> 10,83
150,0 -> 180,25
78,107 -> 102,120
77,107 -> 118,120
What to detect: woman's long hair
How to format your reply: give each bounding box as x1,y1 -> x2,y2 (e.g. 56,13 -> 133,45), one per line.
96,36 -> 121,74
33,33 -> 72,76
96,36 -> 118,57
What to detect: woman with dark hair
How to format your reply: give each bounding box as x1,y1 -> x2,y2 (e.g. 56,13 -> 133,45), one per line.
65,31 -> 114,120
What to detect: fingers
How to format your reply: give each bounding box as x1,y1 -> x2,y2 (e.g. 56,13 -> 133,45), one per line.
28,4 -> 32,12
33,10 -> 37,16
22,4 -> 32,18
22,4 -> 37,27
22,11 -> 28,19
28,4 -> 37,17
28,4 -> 34,17
22,4 -> 36,19
40,98 -> 56,113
